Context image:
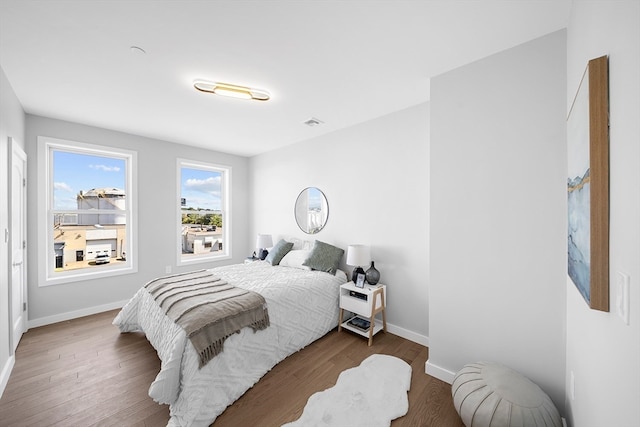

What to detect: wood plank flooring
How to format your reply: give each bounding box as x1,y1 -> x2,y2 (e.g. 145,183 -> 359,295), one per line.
0,309 -> 464,427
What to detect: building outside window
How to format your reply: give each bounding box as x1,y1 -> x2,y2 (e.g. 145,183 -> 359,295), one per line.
178,159 -> 231,265
39,137 -> 137,286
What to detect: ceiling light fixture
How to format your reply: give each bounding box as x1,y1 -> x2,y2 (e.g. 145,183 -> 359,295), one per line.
193,80 -> 270,101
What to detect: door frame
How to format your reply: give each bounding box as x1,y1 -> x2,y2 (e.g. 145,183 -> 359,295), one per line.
9,137 -> 27,352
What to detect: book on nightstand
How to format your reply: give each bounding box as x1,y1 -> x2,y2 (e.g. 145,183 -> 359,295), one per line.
347,316 -> 370,332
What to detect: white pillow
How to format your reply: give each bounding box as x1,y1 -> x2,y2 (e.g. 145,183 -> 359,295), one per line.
334,269 -> 348,282
279,250 -> 312,270
280,250 -> 348,281
278,236 -> 313,251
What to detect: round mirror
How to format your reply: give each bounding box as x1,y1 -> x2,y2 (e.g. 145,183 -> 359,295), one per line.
294,187 -> 329,234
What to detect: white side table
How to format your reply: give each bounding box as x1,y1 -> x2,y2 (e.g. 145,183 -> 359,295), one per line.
338,282 -> 387,346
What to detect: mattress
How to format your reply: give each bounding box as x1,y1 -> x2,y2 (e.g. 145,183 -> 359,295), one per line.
113,261 -> 345,426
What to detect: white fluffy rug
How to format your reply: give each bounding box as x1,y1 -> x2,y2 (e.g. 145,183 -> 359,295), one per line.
282,354 -> 412,427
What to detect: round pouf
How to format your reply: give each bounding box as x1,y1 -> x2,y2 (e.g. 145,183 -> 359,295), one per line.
451,362 -> 561,427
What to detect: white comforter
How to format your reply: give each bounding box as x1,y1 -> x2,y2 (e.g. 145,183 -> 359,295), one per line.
113,261 -> 344,426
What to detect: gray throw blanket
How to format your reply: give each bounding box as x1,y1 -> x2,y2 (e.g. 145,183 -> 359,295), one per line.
145,269 -> 270,368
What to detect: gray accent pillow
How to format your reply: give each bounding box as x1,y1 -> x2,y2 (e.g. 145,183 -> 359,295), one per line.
302,240 -> 344,274
265,239 -> 294,265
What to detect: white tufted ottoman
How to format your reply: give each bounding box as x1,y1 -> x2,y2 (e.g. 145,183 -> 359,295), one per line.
452,362 -> 561,427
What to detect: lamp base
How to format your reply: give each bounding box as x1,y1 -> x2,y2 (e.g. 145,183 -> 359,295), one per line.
259,249 -> 269,260
351,266 -> 365,283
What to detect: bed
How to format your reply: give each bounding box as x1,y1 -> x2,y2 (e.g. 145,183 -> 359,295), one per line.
113,243 -> 347,426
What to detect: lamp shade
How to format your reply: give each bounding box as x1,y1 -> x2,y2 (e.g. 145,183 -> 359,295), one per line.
256,234 -> 273,249
346,245 -> 371,267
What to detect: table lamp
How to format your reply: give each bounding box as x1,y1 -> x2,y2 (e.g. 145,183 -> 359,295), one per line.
346,244 -> 371,283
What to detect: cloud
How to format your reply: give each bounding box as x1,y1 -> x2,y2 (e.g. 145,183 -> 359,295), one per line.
183,177 -> 222,210
183,195 -> 221,211
54,182 -> 73,192
89,164 -> 121,172
185,176 -> 221,193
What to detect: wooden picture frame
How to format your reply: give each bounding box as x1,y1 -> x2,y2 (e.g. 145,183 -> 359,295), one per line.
567,55 -> 609,311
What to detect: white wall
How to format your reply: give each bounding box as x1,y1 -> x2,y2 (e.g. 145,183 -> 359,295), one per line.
428,29 -> 567,410
24,115 -> 251,324
0,66 -> 25,395
250,103 -> 430,342
565,2 -> 640,426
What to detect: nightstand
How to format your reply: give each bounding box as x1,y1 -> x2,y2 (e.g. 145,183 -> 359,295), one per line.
338,282 -> 387,346
244,257 -> 260,264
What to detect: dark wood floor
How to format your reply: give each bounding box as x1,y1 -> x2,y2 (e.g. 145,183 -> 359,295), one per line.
0,309 -> 464,427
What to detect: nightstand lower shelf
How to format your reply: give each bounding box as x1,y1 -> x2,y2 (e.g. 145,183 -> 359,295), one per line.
340,315 -> 385,338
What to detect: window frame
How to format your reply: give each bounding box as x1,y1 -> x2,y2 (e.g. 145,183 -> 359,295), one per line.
38,136 -> 138,286
176,158 -> 232,266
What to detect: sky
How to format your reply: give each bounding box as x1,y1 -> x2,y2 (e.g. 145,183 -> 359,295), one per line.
53,150 -> 125,210
53,151 -> 222,211
305,187 -> 323,210
181,167 -> 222,211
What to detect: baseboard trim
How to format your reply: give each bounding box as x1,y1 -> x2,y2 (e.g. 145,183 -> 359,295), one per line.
0,354 -> 15,399
386,322 -> 429,347
28,299 -> 129,329
425,359 -> 456,384
27,301 -> 430,347
27,301 -> 429,347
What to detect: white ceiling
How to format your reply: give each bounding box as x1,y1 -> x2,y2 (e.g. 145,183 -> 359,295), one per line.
0,0 -> 570,157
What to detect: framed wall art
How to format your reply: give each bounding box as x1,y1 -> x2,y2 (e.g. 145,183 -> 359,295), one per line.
567,55 -> 609,311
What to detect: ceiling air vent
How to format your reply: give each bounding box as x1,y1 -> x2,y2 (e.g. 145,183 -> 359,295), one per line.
303,117 -> 324,127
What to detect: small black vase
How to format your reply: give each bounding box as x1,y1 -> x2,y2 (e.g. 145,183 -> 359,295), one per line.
365,261 -> 380,285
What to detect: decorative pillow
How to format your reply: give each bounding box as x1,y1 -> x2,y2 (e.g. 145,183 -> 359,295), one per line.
265,239 -> 294,265
302,240 -> 344,274
279,250 -> 312,270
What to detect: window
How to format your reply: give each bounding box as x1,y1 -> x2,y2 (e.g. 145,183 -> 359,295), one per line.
38,137 -> 137,285
178,159 -> 231,265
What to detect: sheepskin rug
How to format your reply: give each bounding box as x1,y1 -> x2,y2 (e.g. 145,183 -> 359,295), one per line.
282,354 -> 412,427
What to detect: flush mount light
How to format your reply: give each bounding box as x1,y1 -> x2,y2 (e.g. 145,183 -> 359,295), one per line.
193,80 -> 270,101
